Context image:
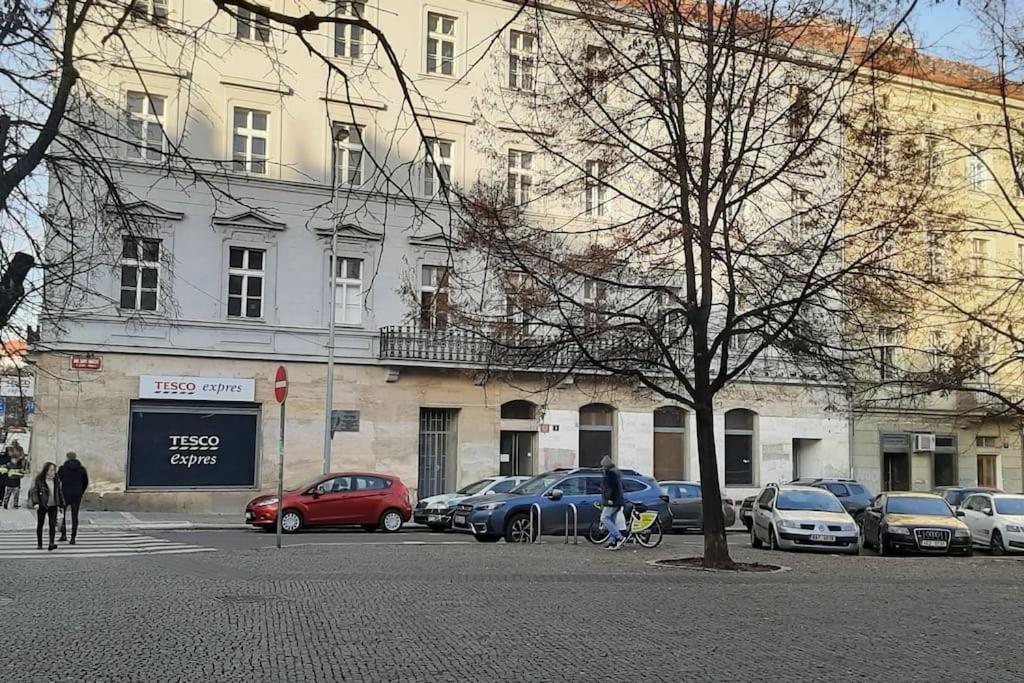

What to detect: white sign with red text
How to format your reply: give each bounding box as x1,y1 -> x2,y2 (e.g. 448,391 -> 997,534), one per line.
139,375 -> 255,402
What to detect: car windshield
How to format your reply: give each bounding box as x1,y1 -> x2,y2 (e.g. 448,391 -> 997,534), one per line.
510,474 -> 562,496
994,497 -> 1024,515
886,497 -> 952,516
457,479 -> 493,496
775,490 -> 844,513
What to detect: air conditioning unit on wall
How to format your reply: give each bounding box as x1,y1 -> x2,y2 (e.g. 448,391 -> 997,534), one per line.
913,433 -> 936,452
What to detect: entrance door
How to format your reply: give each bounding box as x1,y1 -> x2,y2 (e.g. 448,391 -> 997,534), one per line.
418,408 -> 456,499
883,452 -> 910,492
978,454 -> 998,488
500,431 -> 534,476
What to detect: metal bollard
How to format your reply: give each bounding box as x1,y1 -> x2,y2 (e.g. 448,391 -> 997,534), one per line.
529,503 -> 542,544
564,503 -> 578,545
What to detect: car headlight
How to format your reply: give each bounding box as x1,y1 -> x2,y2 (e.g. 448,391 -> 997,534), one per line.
887,526 -> 911,535
780,519 -> 803,529
257,497 -> 279,506
1005,525 -> 1023,533
843,523 -> 858,532
955,528 -> 971,538
475,502 -> 505,511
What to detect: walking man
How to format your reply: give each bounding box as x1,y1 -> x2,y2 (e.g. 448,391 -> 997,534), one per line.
600,455 -> 625,550
2,443 -> 28,509
58,452 -> 89,544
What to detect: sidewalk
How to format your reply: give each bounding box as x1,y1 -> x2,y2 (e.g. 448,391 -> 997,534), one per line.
0,508 -> 245,532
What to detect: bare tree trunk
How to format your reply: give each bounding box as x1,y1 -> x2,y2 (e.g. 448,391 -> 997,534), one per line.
695,401 -> 734,569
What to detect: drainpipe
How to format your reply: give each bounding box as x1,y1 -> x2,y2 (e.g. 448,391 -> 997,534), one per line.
847,387 -> 855,479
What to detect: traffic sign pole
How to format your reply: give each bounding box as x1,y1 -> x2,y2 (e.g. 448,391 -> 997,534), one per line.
273,366 -> 288,550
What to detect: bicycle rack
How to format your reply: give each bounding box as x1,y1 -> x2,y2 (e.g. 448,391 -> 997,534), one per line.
564,503 -> 578,545
529,503 -> 542,544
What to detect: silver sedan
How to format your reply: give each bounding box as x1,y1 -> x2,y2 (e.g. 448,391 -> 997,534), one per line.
660,481 -> 737,532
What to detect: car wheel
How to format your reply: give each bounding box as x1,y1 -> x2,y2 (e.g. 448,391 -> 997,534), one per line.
768,525 -> 780,551
504,513 -> 536,544
474,534 -> 501,543
858,524 -> 871,550
750,524 -> 763,549
379,509 -> 404,533
280,509 -> 303,534
990,531 -> 1006,556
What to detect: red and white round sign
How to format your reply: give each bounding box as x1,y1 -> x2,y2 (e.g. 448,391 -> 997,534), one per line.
273,366 -> 288,403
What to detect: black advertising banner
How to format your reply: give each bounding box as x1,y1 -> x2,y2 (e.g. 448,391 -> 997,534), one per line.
128,408 -> 258,488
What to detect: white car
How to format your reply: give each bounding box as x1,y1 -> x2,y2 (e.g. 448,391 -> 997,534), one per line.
959,492 -> 1024,554
414,476 -> 529,530
749,484 -> 860,554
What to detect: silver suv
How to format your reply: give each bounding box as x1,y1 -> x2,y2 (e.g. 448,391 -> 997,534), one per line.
750,484 -> 859,555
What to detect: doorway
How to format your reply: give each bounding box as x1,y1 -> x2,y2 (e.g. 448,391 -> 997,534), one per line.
500,431 -> 534,476
417,408 -> 457,499
978,454 -> 998,488
883,452 -> 910,491
579,403 -> 615,468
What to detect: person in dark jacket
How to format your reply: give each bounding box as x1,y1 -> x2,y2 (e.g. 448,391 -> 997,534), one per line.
0,447 -> 11,492
600,456 -> 626,550
57,452 -> 89,544
29,462 -> 64,551
2,444 -> 28,509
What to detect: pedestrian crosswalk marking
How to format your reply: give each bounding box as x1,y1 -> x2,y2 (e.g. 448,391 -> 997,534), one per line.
0,531 -> 216,560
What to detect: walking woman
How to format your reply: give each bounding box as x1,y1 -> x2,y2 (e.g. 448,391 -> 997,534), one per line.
29,462 -> 65,551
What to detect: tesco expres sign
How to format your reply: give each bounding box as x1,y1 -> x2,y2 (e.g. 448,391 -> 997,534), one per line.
139,375 -> 255,402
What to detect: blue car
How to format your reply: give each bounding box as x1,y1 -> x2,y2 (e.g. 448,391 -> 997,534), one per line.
450,468 -> 671,543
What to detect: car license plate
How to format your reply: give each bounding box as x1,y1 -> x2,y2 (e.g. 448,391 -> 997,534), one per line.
244,512 -> 252,521
454,515 -> 467,526
428,514 -> 442,523
921,539 -> 946,548
809,534 -> 834,543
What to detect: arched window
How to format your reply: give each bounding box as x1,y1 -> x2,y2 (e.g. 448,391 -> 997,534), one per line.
725,409 -> 756,486
653,407 -> 686,480
579,403 -> 615,467
500,400 -> 537,420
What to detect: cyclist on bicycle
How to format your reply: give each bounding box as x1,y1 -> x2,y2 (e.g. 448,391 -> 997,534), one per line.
600,456 -> 625,550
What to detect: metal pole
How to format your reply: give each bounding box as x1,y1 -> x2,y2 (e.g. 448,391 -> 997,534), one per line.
322,225 -> 338,474
275,400 -> 286,549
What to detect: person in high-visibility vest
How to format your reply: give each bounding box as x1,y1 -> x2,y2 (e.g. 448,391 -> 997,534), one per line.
2,444 -> 28,509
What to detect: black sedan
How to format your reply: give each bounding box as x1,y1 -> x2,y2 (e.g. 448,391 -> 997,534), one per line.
860,492 -> 972,556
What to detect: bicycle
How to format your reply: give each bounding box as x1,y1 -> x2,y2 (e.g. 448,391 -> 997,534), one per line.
586,502 -> 664,548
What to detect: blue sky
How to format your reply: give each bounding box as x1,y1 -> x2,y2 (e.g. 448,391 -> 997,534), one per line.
909,1 -> 989,65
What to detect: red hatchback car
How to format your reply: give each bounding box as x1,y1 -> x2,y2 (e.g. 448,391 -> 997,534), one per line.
245,472 -> 412,534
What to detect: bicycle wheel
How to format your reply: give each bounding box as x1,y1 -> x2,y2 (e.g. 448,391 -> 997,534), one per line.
587,521 -> 609,545
635,520 -> 664,548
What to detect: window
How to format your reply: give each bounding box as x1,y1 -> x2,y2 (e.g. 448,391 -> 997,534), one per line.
332,123 -> 364,186
788,86 -> 811,138
623,479 -> 647,493
654,406 -> 686,481
585,45 -> 610,103
967,145 -> 988,191
1014,154 -> 1024,198
419,264 -> 450,330
507,149 -> 533,205
579,403 -> 614,468
790,189 -> 808,233
119,237 -> 160,311
669,483 -> 701,499
317,476 -> 351,493
582,279 -> 606,326
1017,243 -> 1024,274
928,329 -> 944,370
822,483 -> 849,497
509,30 -> 537,91
961,495 -> 981,512
333,1 -> 365,59
235,5 -> 270,42
334,257 -> 363,325
585,160 -> 608,217
970,238 -> 989,276
976,435 -> 998,449
227,247 -> 265,318
724,409 -> 755,486
978,454 -> 998,488
924,230 -> 944,280
878,326 -> 897,380
503,272 -> 534,328
126,92 -> 165,161
232,108 -> 269,174
490,479 -> 518,494
422,137 -> 453,196
129,0 -> 167,25
501,400 -> 536,420
925,137 -> 942,181
556,476 -> 590,496
426,12 -> 456,76
352,476 -> 388,490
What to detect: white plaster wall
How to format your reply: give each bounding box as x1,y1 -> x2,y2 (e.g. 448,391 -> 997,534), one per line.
538,408 -> 578,471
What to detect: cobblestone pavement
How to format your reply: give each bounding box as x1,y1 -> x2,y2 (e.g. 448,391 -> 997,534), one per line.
2,530 -> 1021,682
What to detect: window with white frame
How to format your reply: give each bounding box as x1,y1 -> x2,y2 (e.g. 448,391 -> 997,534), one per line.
925,230 -> 944,280
509,30 -> 537,91
507,149 -> 533,205
1018,243 -> 1024,274
791,189 -> 808,233
227,247 -> 265,318
1014,153 -> 1024,198
126,92 -> 165,161
129,0 -> 168,25
878,326 -> 897,380
925,137 -> 943,181
928,329 -> 944,370
420,264 -> 450,330
332,123 -> 364,186
232,107 -> 269,174
582,278 -> 606,327
971,237 -> 989,276
967,145 -> 989,191
334,257 -> 363,325
974,336 -> 994,385
425,12 -> 456,76
120,237 -> 160,311
235,5 -> 270,42
585,160 -> 608,217
422,137 -> 453,196
504,271 -> 535,330
585,45 -> 610,103
334,1 -> 365,59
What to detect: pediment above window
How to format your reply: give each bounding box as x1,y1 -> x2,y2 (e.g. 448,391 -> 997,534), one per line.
315,223 -> 383,241
408,231 -> 462,249
212,211 -> 286,231
107,200 -> 184,221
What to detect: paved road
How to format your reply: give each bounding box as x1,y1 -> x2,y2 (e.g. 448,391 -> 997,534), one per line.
2,528 -> 1021,682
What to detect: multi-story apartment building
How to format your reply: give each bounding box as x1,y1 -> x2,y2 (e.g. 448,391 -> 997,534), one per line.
30,1 -> 852,511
